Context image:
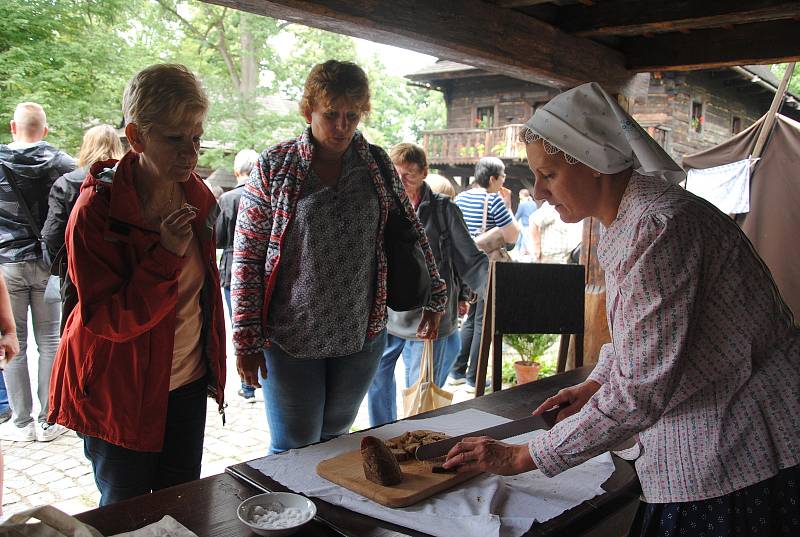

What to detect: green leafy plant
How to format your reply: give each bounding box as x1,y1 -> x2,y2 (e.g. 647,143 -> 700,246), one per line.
491,142 -> 506,156
504,333 -> 558,362
501,333 -> 558,384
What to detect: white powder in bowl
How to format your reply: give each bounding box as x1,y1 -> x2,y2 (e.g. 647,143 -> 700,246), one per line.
249,502 -> 309,529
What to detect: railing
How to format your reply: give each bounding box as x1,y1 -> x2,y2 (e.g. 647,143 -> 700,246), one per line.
421,124 -> 528,165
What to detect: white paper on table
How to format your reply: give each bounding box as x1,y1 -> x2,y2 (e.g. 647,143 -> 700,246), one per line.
110,515 -> 198,537
247,409 -> 615,537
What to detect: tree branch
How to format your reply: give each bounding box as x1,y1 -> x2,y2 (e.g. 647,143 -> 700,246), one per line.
215,14 -> 242,93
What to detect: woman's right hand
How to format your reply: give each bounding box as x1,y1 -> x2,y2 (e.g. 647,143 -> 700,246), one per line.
160,204 -> 197,257
532,380 -> 601,424
238,353 -> 267,388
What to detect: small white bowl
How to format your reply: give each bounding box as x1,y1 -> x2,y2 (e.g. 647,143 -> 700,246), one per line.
237,492 -> 317,536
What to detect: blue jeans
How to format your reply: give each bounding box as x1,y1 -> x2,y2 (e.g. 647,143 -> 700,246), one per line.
261,329 -> 386,454
0,260 -> 60,426
224,287 -> 254,396
0,372 -> 9,413
367,332 -> 460,427
82,377 -> 207,506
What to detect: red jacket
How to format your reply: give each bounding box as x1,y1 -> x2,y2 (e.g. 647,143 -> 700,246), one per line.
48,152 -> 226,452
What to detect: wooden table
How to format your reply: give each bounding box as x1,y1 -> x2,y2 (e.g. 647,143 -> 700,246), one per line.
77,367 -> 641,536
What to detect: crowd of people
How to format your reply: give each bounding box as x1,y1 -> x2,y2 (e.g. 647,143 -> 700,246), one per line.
0,60 -> 797,537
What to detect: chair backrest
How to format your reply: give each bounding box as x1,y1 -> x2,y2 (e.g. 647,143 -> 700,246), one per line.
474,262 -> 586,396
492,262 -> 584,335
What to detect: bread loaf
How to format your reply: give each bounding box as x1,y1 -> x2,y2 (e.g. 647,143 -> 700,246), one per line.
361,436 -> 403,486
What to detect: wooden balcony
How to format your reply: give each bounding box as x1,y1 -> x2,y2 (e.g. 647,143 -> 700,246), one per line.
421,124 -> 528,166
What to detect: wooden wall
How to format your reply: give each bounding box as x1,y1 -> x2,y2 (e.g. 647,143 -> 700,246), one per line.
630,71 -> 767,164
442,76 -> 557,129
436,70 -> 772,165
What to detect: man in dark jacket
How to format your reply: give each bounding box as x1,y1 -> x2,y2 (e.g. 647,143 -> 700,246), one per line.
0,102 -> 74,442
216,149 -> 258,400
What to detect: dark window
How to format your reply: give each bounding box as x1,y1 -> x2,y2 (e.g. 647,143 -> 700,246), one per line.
731,116 -> 742,135
476,106 -> 494,128
646,126 -> 670,152
690,101 -> 704,134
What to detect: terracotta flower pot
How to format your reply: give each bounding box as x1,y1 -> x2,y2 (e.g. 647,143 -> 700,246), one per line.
514,360 -> 540,385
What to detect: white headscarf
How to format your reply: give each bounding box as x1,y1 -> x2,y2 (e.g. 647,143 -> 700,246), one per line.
522,82 -> 685,183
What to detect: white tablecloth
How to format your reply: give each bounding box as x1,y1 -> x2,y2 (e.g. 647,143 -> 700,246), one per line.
248,409 -> 615,537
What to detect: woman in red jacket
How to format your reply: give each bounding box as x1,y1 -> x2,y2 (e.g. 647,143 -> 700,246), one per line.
48,64 -> 226,506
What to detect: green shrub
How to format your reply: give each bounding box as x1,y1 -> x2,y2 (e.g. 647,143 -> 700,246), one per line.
503,334 -> 558,362
501,333 -> 559,384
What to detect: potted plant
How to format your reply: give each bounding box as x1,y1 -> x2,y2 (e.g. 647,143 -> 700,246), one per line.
503,334 -> 558,385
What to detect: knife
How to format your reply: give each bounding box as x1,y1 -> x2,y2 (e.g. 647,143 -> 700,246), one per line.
414,404 -> 567,461
413,415 -> 533,461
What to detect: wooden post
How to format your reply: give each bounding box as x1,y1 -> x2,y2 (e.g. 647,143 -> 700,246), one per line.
751,62 -> 795,164
474,262 -> 495,397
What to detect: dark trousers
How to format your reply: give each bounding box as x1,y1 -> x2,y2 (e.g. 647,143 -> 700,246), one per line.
83,377 -> 207,506
451,297 -> 485,384
629,464 -> 800,537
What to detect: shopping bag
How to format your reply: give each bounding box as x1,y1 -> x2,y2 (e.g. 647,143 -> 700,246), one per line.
0,505 -> 104,537
402,340 -> 453,418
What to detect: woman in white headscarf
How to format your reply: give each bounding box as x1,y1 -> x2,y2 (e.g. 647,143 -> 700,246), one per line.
443,82 -> 800,536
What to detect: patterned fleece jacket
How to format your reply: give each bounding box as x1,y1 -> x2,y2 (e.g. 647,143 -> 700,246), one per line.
230,128 -> 447,358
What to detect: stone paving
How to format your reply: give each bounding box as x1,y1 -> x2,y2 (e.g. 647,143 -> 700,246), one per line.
1,309 -> 476,518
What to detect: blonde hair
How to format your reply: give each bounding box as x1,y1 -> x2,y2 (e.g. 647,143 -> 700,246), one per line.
299,60 -> 371,118
77,125 -> 125,168
13,102 -> 47,135
123,64 -> 208,134
425,174 -> 457,197
389,143 -> 428,171
233,149 -> 259,177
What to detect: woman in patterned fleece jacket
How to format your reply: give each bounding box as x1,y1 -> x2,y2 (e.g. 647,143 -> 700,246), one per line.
444,83 -> 799,537
231,60 -> 446,454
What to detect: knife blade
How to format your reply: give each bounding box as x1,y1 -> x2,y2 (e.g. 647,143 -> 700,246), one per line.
414,415 -> 542,461
414,403 -> 568,461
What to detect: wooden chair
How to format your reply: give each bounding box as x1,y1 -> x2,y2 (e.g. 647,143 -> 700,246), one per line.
474,262 -> 585,397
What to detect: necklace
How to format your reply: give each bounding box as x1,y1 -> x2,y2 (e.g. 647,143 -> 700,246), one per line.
140,182 -> 176,223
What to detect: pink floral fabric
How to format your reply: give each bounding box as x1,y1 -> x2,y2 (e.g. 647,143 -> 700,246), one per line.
529,173 -> 800,503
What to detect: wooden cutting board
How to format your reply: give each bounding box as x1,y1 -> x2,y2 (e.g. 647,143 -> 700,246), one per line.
316,448 -> 480,508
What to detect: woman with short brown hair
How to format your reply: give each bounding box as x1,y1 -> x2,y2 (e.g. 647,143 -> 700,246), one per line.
232,60 -> 446,453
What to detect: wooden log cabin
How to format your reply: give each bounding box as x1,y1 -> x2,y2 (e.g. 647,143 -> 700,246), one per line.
407,61 -> 800,207
201,0 -> 800,367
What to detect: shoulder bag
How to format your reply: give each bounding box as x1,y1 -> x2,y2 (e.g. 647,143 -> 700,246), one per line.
474,193 -> 512,262
370,145 -> 432,311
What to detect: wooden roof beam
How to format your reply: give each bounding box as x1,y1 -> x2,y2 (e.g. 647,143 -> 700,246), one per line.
200,0 -> 634,91
561,0 -> 800,38
489,0 -> 556,7
624,20 -> 800,71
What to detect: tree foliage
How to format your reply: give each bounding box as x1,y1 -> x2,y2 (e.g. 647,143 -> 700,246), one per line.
0,0 -> 155,152
771,63 -> 800,103
0,0 -> 446,170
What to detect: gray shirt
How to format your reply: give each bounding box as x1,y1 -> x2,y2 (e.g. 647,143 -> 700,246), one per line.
267,145 -> 380,358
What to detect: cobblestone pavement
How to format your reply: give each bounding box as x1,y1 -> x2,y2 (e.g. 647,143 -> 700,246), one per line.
1,309 -> 476,518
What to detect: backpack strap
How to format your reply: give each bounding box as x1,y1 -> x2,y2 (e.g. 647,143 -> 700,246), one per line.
430,192 -> 449,242
0,162 -> 50,264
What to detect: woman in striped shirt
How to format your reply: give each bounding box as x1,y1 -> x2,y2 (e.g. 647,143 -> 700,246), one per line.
443,82 -> 799,536
451,157 -> 518,389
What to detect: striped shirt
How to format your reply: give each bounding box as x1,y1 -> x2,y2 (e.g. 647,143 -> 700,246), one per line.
454,189 -> 513,237
529,173 -> 800,503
